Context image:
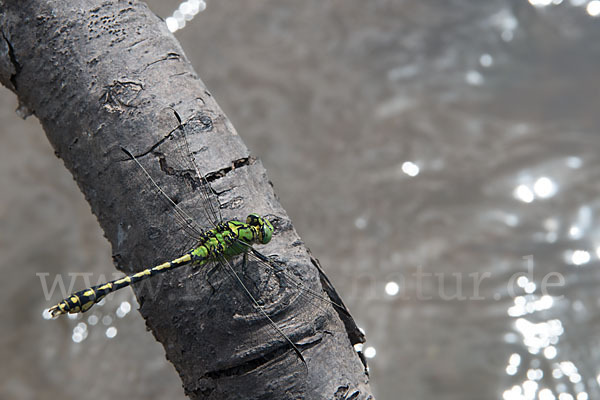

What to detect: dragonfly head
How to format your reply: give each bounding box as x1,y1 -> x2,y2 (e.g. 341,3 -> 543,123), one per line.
246,214 -> 273,244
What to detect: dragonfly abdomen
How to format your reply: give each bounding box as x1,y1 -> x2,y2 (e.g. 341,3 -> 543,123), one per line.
48,252 -> 195,317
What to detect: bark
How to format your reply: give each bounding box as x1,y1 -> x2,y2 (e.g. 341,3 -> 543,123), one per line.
0,1 -> 373,399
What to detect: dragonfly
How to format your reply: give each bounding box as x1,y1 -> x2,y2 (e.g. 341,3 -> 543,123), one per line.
47,109 -> 363,369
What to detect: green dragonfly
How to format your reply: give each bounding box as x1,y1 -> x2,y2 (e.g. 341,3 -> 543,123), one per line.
47,109 -> 362,367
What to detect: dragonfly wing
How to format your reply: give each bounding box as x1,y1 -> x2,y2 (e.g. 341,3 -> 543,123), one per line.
217,256 -> 307,372
155,108 -> 223,228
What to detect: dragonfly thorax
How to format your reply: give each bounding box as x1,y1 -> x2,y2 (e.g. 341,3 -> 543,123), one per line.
191,214 -> 273,262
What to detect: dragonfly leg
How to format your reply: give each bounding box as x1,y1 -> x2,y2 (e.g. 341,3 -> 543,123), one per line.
205,262 -> 223,297
249,249 -> 287,292
241,252 -> 262,298
258,259 -> 275,294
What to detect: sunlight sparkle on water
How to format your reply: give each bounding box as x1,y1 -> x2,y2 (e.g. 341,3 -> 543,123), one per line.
524,282 -> 536,294
465,70 -> 483,85
595,246 -> 600,259
533,177 -> 557,198
527,368 -> 543,381
514,318 -> 563,355
72,322 -> 88,343
506,353 -> 521,375
401,161 -> 420,177
479,53 -> 493,67
569,250 -> 590,266
364,346 -> 376,358
566,156 -> 582,169
508,295 -> 554,317
510,353 -> 521,366
544,346 -> 557,360
116,301 -> 132,318
385,281 -> 400,296
568,226 -> 582,239
514,185 -> 534,203
504,333 -> 519,343
502,385 -> 531,400
354,216 -> 367,230
501,30 -> 514,42
539,388 -> 556,400
166,0 -> 207,33
504,214 -> 519,227
553,368 -> 564,379
544,218 -> 559,232
587,0 -> 600,16
106,326 -> 118,339
506,365 -> 518,376
529,0 -> 553,6
72,332 -> 83,343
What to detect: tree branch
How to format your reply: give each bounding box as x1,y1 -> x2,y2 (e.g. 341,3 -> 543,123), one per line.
0,1 -> 373,398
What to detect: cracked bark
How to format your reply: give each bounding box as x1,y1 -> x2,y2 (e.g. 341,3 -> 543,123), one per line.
0,1 -> 373,399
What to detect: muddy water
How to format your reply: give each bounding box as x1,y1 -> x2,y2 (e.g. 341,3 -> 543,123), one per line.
2,1 -> 600,399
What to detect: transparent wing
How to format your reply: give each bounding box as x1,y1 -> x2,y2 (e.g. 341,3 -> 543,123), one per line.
121,146 -> 206,243
245,250 -> 360,341
218,256 -> 307,371
154,108 -> 223,229
221,238 -> 354,340
247,248 -> 350,315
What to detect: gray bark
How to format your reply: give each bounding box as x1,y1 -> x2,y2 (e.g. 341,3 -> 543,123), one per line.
0,1 -> 373,399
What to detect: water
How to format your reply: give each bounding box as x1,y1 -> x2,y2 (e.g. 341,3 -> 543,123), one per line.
2,1 -> 600,399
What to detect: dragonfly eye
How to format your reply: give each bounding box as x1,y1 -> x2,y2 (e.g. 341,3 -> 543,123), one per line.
246,214 -> 273,244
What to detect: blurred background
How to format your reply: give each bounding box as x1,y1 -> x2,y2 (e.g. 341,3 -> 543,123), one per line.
2,0 -> 600,399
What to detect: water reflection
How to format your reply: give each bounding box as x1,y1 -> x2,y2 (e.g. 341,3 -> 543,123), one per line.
514,185 -> 535,203
364,346 -> 377,359
480,53 -> 494,68
566,250 -> 591,265
528,0 -> 600,17
385,281 -> 400,296
72,322 -> 88,344
465,70 -> 484,86
165,0 -> 206,33
566,157 -> 582,169
105,326 -> 118,339
401,161 -> 420,177
500,231 -> 596,398
45,296 -> 137,344
116,301 -> 132,318
586,1 -> 600,15
533,177 -> 557,199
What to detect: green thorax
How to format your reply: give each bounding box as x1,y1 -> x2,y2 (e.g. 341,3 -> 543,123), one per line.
190,214 -> 273,263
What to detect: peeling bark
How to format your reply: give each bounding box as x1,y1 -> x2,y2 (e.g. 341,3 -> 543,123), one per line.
0,1 -> 373,399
